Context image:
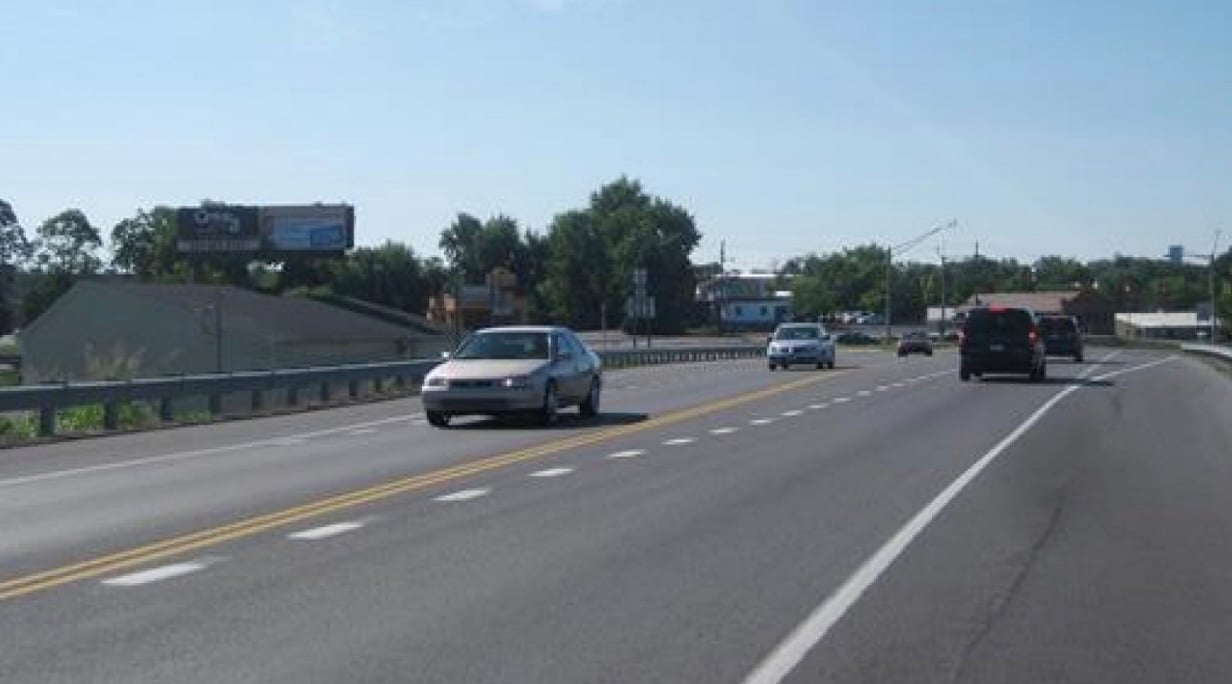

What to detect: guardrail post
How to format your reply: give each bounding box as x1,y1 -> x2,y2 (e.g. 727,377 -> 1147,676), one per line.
251,389 -> 264,413
159,397 -> 173,422
394,375 -> 406,390
320,383 -> 331,403
348,379 -> 360,399
103,401 -> 119,431
373,377 -> 385,394
209,393 -> 222,417
38,406 -> 55,437
287,386 -> 299,407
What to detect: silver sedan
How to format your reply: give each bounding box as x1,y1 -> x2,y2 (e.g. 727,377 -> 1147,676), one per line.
420,326 -> 603,427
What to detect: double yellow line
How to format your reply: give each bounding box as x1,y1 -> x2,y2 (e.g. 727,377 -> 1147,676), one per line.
0,370 -> 846,602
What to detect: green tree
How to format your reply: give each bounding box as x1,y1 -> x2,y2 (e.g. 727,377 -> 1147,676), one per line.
33,209 -> 102,274
110,207 -> 182,279
0,200 -> 33,332
22,209 -> 104,323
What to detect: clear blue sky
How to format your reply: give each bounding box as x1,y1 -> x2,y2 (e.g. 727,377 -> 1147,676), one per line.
3,0 -> 1229,269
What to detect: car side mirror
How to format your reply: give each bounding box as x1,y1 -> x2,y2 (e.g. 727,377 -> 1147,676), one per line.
821,334 -> 832,342
556,350 -> 573,362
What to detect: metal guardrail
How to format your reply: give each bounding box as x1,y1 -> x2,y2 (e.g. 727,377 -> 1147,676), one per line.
1180,343 -> 1232,363
0,346 -> 764,438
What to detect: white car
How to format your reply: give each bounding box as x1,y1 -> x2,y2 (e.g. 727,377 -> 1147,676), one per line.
421,326 -> 602,427
767,322 -> 836,370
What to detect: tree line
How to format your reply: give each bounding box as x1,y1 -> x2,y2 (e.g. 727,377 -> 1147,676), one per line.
780,245 -> 1231,326
3,186 -> 1229,338
0,177 -> 703,334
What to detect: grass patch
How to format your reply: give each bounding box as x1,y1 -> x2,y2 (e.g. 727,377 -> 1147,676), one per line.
0,369 -> 17,387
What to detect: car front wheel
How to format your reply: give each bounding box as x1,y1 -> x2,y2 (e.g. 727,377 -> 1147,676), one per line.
539,383 -> 559,426
426,411 -> 450,427
579,378 -> 601,417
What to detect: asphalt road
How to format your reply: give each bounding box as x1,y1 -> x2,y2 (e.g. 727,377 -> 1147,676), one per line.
1,348 -> 1229,683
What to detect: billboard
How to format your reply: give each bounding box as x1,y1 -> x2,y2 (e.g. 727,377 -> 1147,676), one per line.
175,204 -> 355,255
175,206 -> 261,253
260,204 -> 354,253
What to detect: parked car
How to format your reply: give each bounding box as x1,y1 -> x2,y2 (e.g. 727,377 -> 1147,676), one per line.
421,326 -> 602,427
1038,314 -> 1085,362
897,331 -> 934,357
958,306 -> 1047,382
767,322 -> 836,370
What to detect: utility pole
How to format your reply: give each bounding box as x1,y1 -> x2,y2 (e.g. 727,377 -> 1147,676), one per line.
938,238 -> 948,336
718,240 -> 727,335
1211,230 -> 1222,341
885,219 -> 957,341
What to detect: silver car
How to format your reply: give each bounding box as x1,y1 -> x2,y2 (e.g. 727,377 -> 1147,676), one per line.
767,322 -> 837,370
421,326 -> 602,427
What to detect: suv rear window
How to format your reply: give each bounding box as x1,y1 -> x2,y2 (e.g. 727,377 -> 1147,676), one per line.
1039,316 -> 1076,334
965,308 -> 1034,335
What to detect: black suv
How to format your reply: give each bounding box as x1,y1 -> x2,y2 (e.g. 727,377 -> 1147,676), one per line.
1038,314 -> 1084,362
958,307 -> 1047,382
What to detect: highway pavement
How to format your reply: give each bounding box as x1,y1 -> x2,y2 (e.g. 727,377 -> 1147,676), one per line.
1,347 -> 1229,683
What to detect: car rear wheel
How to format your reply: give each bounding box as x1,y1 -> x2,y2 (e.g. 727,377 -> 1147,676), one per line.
579,378 -> 601,417
960,367 -> 971,382
768,363 -> 777,371
426,411 -> 450,428
1074,352 -> 1084,363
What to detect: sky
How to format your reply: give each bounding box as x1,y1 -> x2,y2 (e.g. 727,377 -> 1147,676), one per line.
2,0 -> 1229,270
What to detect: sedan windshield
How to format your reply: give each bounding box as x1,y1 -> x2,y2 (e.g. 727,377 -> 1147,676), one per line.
775,327 -> 819,341
454,332 -> 550,360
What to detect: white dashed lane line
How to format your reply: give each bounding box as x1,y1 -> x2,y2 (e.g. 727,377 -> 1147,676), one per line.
750,419 -> 776,426
856,391 -> 873,397
809,403 -> 829,410
288,522 -> 366,541
530,468 -> 575,478
664,438 -> 696,446
876,386 -> 890,392
102,557 -> 226,587
434,488 -> 491,503
606,449 -> 646,460
832,397 -> 851,404
781,410 -> 804,417
711,427 -> 739,435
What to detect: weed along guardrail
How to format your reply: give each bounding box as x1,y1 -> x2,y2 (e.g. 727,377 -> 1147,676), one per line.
0,345 -> 764,440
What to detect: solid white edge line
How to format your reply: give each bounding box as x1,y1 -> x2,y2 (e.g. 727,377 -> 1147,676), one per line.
740,352 -> 1176,684
0,415 -> 414,489
288,521 -> 366,540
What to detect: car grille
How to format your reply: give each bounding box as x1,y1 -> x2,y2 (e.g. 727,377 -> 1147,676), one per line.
449,379 -> 496,389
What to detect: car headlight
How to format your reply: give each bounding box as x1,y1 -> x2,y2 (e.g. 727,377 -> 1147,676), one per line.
501,375 -> 532,389
425,376 -> 448,388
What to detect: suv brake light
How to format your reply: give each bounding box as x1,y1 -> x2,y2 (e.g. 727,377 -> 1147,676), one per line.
1028,327 -> 1039,345
957,328 -> 967,348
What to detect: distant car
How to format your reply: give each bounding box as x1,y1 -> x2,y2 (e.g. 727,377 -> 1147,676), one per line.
897,331 -> 933,357
767,322 -> 836,370
959,307 -> 1047,382
421,326 -> 602,427
836,330 -> 880,346
1038,314 -> 1085,362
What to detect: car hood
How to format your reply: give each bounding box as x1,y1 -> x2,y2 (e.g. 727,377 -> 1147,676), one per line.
430,359 -> 550,380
